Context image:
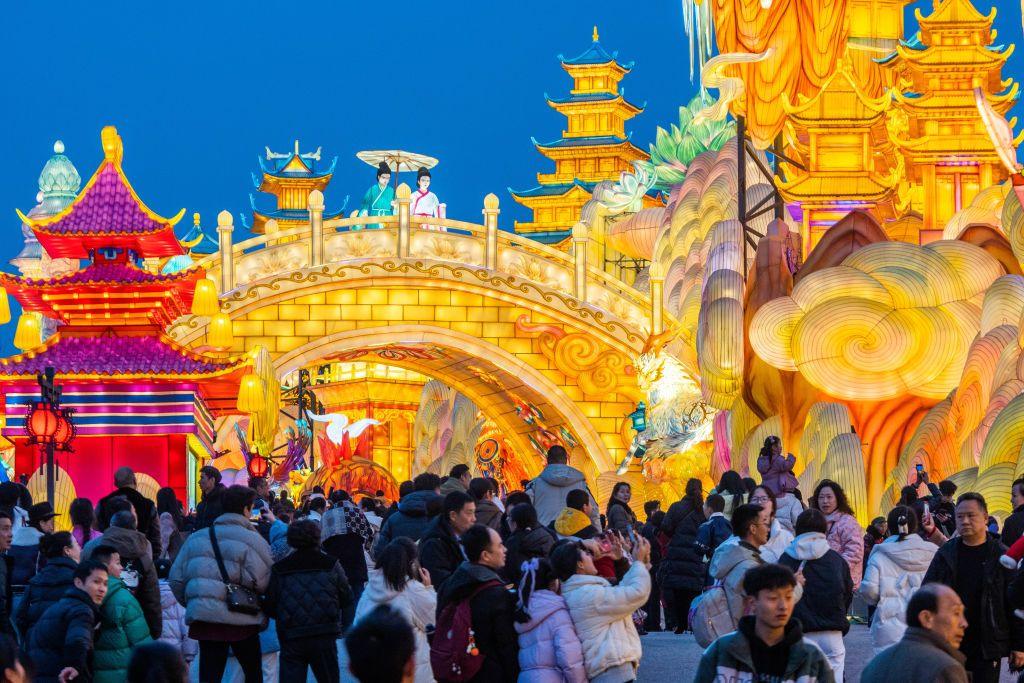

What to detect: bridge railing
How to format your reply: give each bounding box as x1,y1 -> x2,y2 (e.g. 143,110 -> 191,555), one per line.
196,185 -> 663,333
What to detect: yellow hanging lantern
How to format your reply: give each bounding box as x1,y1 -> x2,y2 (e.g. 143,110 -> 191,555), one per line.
191,278 -> 219,317
0,288 -> 11,326
207,312 -> 234,348
13,313 -> 41,351
237,372 -> 265,414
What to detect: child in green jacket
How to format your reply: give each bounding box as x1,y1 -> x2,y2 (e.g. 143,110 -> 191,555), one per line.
90,544 -> 153,682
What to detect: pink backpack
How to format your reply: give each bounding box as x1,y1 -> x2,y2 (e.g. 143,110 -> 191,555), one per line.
431,580 -> 502,682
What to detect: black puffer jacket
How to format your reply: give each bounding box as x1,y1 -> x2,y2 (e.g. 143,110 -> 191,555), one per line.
503,526 -> 557,584
26,587 -> 100,683
323,533 -> 368,587
96,487 -> 161,559
263,547 -> 353,642
436,562 -> 518,683
659,495 -> 706,591
778,532 -> 853,634
925,533 -> 1024,660
15,556 -> 76,641
419,515 -> 465,592
371,490 -> 440,558
192,484 -> 226,531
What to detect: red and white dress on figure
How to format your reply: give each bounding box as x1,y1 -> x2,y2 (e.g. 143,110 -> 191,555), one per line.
411,188 -> 445,231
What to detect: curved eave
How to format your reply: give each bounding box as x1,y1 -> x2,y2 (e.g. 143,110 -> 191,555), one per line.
18,160 -> 184,231
0,264 -> 204,291
32,226 -> 184,259
782,71 -> 891,116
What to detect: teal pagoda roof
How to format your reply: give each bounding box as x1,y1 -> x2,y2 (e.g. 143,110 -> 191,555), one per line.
558,33 -> 634,71
531,134 -> 634,149
508,180 -> 597,199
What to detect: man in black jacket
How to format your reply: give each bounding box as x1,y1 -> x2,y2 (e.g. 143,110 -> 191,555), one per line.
193,465 -> 226,530
1003,478 -> 1024,547
95,467 -> 161,560
924,492 -> 1024,683
27,559 -> 107,683
0,510 -> 13,638
436,525 -> 518,683
420,491 -> 475,592
264,519 -> 352,683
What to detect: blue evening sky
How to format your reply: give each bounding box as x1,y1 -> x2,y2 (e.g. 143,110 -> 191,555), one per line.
1,0 -> 1022,354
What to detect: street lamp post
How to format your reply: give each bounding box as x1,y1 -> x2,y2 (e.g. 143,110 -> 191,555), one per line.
24,366 -> 75,505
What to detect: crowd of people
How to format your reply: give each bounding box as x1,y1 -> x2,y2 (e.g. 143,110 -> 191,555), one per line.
0,437 -> 1022,681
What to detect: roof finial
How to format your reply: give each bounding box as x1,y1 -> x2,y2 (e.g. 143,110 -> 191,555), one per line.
54,140 -> 65,154
294,139 -> 300,156
593,25 -> 599,42
193,212 -> 201,227
100,126 -> 123,166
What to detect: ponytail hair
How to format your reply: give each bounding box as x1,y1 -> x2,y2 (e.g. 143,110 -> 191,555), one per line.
886,504 -> 918,541
515,557 -> 557,624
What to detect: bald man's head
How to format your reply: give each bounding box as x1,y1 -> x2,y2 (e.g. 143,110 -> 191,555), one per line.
907,584 -> 966,649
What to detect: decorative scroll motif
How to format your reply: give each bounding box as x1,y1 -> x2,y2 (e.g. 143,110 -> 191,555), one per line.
328,345 -> 451,363
514,315 -> 637,399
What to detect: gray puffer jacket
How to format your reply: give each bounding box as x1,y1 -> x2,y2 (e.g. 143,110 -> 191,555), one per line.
527,465 -> 599,529
168,513 -> 273,627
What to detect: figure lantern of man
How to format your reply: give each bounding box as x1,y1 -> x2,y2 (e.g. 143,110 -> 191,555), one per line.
24,366 -> 76,505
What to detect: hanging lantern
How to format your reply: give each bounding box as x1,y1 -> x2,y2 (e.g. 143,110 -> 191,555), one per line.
207,312 -> 234,348
237,373 -> 265,414
191,278 -> 220,317
0,288 -> 11,326
247,453 -> 270,479
13,313 -> 41,351
52,408 -> 76,452
25,402 -> 59,444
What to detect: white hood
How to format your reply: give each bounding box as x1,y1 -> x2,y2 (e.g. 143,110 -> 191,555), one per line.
361,568 -> 401,606
784,532 -> 830,561
870,533 -> 938,571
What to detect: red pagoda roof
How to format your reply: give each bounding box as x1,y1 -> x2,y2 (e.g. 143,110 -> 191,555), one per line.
1,262 -> 201,288
17,127 -> 185,260
0,332 -> 248,379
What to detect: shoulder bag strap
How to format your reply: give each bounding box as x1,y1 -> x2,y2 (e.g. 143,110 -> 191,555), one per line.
208,526 -> 233,586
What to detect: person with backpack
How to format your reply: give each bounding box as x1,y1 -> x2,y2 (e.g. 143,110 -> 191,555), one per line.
14,531 -> 79,644
82,507 -> 162,640
860,505 -> 938,654
513,557 -> 586,683
694,563 -> 834,683
778,508 -> 853,682
659,477 -> 706,634
695,494 -> 731,566
263,519 -> 353,683
550,534 -> 651,683
503,503 -> 556,586
434,525 -> 518,683
355,537 -> 437,683
88,544 -> 154,683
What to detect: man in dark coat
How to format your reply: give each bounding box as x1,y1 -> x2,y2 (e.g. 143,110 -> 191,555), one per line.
264,519 -> 352,682
0,510 -> 13,637
95,467 -> 161,560
659,481 -> 706,633
27,559 -> 107,683
420,491 -> 475,592
436,525 -> 518,683
192,465 -> 226,531
371,473 -> 441,558
1002,478 -> 1024,548
502,502 -> 556,585
924,492 -> 1024,683
860,583 -> 968,683
81,510 -> 161,640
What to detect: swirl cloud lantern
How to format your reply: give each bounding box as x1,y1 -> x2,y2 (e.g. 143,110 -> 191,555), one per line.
750,240 -> 1005,401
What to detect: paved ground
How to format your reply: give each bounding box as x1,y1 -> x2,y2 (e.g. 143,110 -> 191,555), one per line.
210,624 -> 1019,681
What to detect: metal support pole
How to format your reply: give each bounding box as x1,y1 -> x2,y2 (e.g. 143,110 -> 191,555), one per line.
737,117 -> 748,275
45,440 -> 54,507
773,133 -> 785,220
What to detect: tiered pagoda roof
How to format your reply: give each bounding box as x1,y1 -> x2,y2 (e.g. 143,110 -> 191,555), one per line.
248,141 -> 347,234
510,27 -> 654,243
4,126 -> 251,408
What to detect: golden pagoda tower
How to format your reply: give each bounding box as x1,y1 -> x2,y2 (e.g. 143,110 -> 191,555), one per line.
881,0 -> 1017,240
778,58 -> 899,253
248,140 -> 346,234
510,27 -> 656,244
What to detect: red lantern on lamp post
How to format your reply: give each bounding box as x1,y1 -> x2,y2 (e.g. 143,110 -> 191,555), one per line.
25,367 -> 75,505
25,402 -> 60,444
247,454 -> 270,480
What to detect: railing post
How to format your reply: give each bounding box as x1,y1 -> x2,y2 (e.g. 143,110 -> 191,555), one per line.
217,210 -> 235,292
572,221 -> 588,301
482,193 -> 500,270
648,259 -> 665,334
396,183 -> 411,258
309,189 -> 324,267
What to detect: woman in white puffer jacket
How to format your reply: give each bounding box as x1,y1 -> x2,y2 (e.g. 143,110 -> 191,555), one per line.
552,536 -> 651,683
354,537 -> 437,683
859,505 -> 938,654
